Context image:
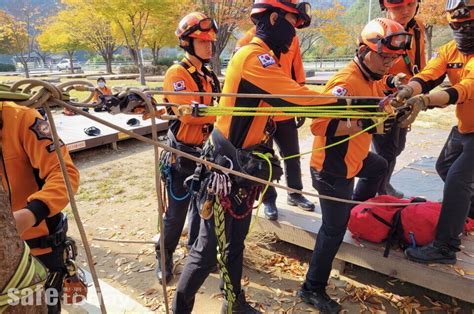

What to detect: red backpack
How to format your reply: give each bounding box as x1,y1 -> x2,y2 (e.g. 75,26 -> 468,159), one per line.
348,196 -> 474,257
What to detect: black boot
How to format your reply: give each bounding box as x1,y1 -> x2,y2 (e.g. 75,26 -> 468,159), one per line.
221,291 -> 261,314
386,183 -> 404,199
405,243 -> 456,265
287,193 -> 315,211
263,202 -> 278,220
155,250 -> 173,284
298,283 -> 342,314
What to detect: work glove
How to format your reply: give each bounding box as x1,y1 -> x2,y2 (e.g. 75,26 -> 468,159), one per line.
358,116 -> 396,134
387,73 -> 408,89
398,95 -> 430,128
390,85 -> 414,108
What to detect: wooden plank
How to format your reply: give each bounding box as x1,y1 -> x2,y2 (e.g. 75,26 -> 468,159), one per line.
53,111 -> 168,152
253,205 -> 474,303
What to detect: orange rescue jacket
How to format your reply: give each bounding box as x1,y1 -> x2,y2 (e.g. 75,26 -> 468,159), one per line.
411,40 -> 474,134
163,58 -> 217,146
0,102 -> 80,256
215,37 -> 338,149
236,28 -> 306,122
310,61 -> 385,178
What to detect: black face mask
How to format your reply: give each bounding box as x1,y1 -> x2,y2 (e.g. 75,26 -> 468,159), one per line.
255,11 -> 296,58
354,47 -> 384,81
453,27 -> 474,55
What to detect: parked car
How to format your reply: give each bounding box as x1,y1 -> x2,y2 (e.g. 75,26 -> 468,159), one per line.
56,59 -> 82,71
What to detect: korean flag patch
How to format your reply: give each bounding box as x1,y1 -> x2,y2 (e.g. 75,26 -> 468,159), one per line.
331,86 -> 348,97
173,80 -> 186,91
258,54 -> 276,68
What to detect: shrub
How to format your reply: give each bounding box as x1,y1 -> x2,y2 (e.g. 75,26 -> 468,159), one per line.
0,63 -> 16,72
117,65 -> 168,75
152,57 -> 177,67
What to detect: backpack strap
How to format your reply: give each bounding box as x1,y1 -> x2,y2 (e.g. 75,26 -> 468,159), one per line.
383,209 -> 405,258
179,60 -> 205,104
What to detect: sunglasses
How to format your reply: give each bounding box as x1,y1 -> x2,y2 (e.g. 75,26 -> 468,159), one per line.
181,18 -> 218,38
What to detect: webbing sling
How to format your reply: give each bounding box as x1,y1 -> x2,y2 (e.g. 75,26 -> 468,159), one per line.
403,19 -> 422,76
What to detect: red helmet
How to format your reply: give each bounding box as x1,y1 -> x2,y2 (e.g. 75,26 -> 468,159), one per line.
446,0 -> 474,24
359,18 -> 412,54
251,0 -> 312,29
379,0 -> 420,10
175,12 -> 218,42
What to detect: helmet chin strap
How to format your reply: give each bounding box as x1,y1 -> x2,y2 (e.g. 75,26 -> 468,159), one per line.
354,47 -> 384,81
180,38 -> 211,64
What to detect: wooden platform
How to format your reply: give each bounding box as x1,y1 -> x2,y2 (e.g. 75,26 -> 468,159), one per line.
254,158 -> 474,303
53,111 -> 168,152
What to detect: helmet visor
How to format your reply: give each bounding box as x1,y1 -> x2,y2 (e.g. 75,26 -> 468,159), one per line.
384,32 -> 413,51
182,18 -> 218,39
446,0 -> 473,11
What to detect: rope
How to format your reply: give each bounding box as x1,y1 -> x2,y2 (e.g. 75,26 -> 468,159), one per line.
213,197 -> 235,313
0,243 -> 47,312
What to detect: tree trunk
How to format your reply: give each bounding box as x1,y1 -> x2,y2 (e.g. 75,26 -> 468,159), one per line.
0,190 -> 46,313
67,51 -> 75,74
102,51 -> 114,74
21,61 -> 30,78
211,56 -> 222,75
426,25 -> 433,61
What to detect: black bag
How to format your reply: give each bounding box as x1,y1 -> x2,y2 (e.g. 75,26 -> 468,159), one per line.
234,143 -> 283,187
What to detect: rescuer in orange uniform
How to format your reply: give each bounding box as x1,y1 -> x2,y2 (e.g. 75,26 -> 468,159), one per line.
373,0 -> 427,198
235,26 -> 315,221
0,100 -> 80,313
154,12 -> 220,284
92,77 -> 112,103
396,0 -> 474,265
300,18 -> 410,312
171,1 -> 365,312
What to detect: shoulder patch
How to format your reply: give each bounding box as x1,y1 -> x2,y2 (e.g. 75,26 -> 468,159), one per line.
257,53 -> 276,68
173,80 -> 186,92
29,117 -> 53,141
331,86 -> 348,97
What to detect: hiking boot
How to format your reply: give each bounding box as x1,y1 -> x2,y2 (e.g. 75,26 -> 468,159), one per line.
287,193 -> 315,211
386,183 -> 404,199
263,202 -> 278,221
155,250 -> 173,284
405,243 -> 456,265
221,291 -> 261,314
298,284 -> 342,314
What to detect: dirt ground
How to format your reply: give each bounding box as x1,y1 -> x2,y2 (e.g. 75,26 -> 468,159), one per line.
63,116 -> 473,313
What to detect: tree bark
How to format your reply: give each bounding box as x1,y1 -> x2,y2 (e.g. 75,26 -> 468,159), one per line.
426,25 -> 433,61
0,190 -> 46,313
101,50 -> 114,74
20,60 -> 30,78
67,51 -> 75,74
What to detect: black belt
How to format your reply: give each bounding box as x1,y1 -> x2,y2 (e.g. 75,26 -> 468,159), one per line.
26,229 -> 67,249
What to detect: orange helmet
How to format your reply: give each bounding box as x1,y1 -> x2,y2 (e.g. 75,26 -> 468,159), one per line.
251,0 -> 312,29
359,18 -> 412,54
445,0 -> 474,24
175,12 -> 218,42
379,0 -> 419,10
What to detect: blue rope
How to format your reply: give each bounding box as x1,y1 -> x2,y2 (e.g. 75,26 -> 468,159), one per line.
162,164 -> 193,201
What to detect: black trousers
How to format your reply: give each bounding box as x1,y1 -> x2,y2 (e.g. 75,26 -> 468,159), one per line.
372,124 -> 407,194
304,152 -> 387,290
173,201 -> 252,313
434,126 -> 474,251
264,118 -> 303,203
155,167 -> 200,254
36,247 -> 67,314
